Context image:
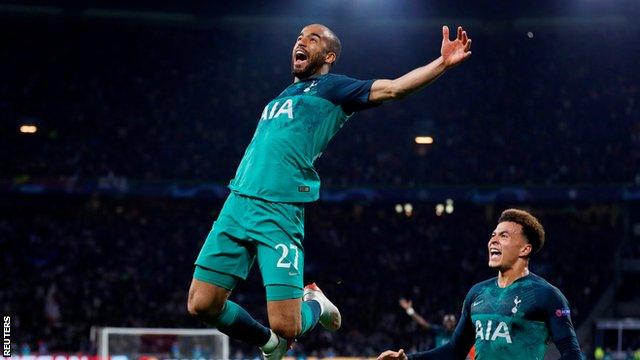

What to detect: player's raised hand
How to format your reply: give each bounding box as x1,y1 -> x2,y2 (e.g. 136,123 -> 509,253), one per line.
399,298 -> 413,310
441,25 -> 472,69
378,349 -> 407,360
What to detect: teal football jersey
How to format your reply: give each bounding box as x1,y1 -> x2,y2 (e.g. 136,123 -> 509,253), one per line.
229,74 -> 375,202
408,273 -> 584,360
468,274 -> 561,359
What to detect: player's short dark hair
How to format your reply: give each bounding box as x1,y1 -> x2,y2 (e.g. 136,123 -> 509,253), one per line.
498,209 -> 545,254
324,28 -> 341,64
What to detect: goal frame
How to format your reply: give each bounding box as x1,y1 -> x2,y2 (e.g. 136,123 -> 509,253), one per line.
93,327 -> 229,360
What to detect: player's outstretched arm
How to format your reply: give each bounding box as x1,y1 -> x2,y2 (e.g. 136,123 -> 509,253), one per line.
383,289 -> 476,360
369,26 -> 472,103
399,298 -> 431,329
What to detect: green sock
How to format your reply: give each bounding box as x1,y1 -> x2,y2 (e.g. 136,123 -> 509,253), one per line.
299,300 -> 322,336
214,300 -> 271,346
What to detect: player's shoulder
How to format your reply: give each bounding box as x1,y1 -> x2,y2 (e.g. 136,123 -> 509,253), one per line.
461,277 -> 497,308
317,73 -> 358,85
321,73 -> 350,80
473,276 -> 498,289
528,273 -> 560,291
468,277 -> 498,296
528,273 -> 569,302
311,73 -> 375,109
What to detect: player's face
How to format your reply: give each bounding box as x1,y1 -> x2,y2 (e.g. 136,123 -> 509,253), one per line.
292,25 -> 329,79
442,314 -> 456,331
487,221 -> 529,270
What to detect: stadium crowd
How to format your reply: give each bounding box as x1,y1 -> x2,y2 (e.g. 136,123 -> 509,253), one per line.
1,196 -> 617,357
1,22 -> 639,187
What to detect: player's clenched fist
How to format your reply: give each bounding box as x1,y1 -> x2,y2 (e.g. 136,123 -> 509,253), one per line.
378,349 -> 408,360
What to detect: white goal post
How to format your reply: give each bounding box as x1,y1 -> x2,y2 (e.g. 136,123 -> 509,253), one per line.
92,327 -> 229,360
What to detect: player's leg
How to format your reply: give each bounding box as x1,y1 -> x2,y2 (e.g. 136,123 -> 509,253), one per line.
265,286 -> 323,339
267,297 -> 302,339
187,278 -> 229,323
303,282 -> 341,331
265,284 -> 342,336
187,193 -> 276,349
252,200 -> 327,340
187,277 -> 271,345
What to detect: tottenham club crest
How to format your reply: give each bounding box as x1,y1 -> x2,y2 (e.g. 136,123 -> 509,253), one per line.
303,80 -> 317,93
511,296 -> 522,314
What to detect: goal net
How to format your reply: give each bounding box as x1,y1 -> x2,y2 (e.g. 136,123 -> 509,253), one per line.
92,327 -> 229,360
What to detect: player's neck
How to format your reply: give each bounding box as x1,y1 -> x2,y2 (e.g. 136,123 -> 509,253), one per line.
293,66 -> 330,83
497,264 -> 529,288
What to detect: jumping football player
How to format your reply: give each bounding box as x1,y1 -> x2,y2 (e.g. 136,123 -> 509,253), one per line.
378,209 -> 584,360
187,23 -> 472,359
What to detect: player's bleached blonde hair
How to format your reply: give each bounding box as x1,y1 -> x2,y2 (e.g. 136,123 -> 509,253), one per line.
498,209 -> 546,254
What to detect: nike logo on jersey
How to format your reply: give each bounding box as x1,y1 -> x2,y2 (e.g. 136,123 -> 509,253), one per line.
472,300 -> 484,307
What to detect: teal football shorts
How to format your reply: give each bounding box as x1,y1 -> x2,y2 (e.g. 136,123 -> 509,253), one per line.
194,192 -> 305,301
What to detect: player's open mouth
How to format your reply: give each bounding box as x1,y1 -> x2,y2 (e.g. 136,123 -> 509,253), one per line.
294,50 -> 308,67
489,248 -> 502,260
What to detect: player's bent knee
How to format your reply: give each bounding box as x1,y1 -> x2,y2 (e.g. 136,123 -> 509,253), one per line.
187,279 -> 228,319
269,313 -> 302,339
187,296 -> 215,318
271,321 -> 302,340
267,297 -> 303,339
